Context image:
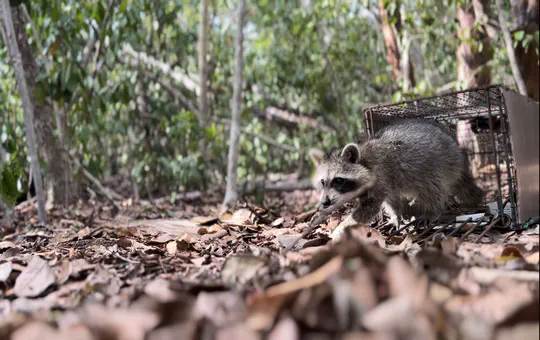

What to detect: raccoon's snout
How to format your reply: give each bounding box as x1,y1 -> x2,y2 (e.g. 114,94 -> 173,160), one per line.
321,196 -> 332,208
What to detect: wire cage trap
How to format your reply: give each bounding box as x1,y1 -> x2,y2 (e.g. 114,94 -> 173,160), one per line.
363,85 -> 539,241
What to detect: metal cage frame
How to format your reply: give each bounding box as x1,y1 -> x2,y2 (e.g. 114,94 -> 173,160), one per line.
362,85 -> 520,232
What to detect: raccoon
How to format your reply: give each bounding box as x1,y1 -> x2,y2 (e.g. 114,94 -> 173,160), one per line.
313,119 -> 484,240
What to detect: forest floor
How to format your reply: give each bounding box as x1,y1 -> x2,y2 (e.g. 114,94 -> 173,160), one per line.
0,189 -> 538,340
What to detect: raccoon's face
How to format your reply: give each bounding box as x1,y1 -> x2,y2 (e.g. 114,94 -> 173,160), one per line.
314,143 -> 371,209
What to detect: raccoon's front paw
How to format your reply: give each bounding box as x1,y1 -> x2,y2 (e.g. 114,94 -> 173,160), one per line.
388,215 -> 400,228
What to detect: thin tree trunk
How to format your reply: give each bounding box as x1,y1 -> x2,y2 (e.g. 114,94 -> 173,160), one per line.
456,0 -> 493,88
198,0 -> 210,126
377,0 -> 415,88
3,3 -> 75,206
496,0 -> 528,95
1,0 -> 46,224
222,0 -> 245,213
510,0 -> 539,100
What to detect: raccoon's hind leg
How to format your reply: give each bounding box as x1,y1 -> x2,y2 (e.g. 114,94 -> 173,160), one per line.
452,170 -> 484,208
414,189 -> 451,226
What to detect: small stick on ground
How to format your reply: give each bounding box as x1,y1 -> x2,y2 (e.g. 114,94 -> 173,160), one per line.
287,176 -> 377,250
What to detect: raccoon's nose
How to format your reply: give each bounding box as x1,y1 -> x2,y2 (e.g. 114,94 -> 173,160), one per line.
321,196 -> 332,208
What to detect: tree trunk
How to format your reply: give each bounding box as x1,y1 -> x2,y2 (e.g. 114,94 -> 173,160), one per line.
222,0 -> 245,213
377,0 -> 415,88
0,0 -> 47,224
511,0 -> 539,100
456,0 -> 494,88
5,4 -> 75,206
198,0 -> 210,126
496,0 -> 528,95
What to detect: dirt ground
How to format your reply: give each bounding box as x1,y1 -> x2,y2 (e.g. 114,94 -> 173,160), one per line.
0,189 -> 538,340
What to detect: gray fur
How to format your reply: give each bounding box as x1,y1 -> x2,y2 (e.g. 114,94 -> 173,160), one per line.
314,120 -> 484,226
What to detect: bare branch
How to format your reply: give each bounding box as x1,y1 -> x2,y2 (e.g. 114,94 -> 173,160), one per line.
122,43 -> 200,95
69,154 -> 124,205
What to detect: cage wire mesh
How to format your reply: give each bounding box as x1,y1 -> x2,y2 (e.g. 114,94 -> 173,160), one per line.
363,85 -> 518,240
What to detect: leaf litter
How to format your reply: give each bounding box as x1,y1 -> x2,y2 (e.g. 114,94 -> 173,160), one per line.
0,192 -> 538,340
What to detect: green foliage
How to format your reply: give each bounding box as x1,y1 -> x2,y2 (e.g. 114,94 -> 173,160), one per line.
0,0 -> 531,199
0,157 -> 23,208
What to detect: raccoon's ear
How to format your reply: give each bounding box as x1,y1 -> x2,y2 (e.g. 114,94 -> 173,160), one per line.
340,143 -> 360,163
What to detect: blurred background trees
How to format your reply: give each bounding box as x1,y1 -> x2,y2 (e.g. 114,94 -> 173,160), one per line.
0,0 -> 538,209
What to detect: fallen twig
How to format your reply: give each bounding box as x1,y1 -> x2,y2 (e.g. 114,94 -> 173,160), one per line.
68,153 -> 123,210
287,175 -> 377,250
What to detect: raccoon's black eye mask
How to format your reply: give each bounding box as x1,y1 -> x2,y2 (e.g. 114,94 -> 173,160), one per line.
331,177 -> 360,193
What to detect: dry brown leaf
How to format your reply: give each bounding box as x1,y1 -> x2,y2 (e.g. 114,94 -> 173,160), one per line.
149,234 -> 176,244
444,280 -> 535,323
14,256 -> 56,298
271,217 -> 285,227
246,293 -> 291,332
0,261 -> 12,281
386,256 -> 418,297
147,323 -> 198,340
497,246 -> 526,261
350,265 -> 378,310
362,296 -> 413,331
275,234 -> 307,249
59,219 -> 85,229
55,259 -> 71,285
267,317 -> 299,340
191,216 -> 219,225
349,226 -> 385,248
326,216 -> 341,231
467,267 -> 539,284
201,229 -> 228,241
178,233 -> 196,243
11,321 -> 58,340
194,292 -> 246,327
77,227 -> 91,238
0,299 -> 11,317
215,323 -> 261,340
70,259 -> 94,276
0,241 -> 16,250
144,279 -> 179,303
82,304 -> 160,340
11,297 -> 54,313
222,209 -> 254,225
525,252 -> 539,264
190,257 -> 207,266
117,238 -> 132,248
267,256 -> 342,298
246,256 -> 343,331
132,240 -> 154,251
222,255 -> 267,285
343,332 -> 397,340
494,323 -> 540,340
166,241 -> 177,255
428,282 -> 454,303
